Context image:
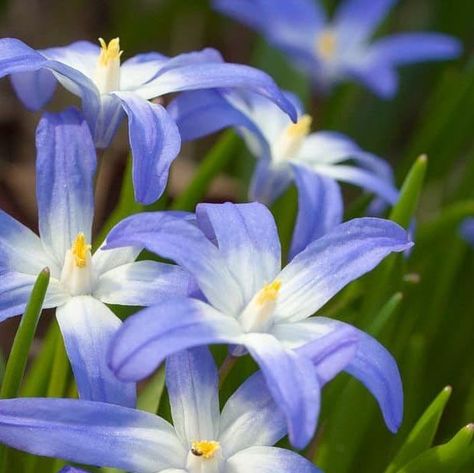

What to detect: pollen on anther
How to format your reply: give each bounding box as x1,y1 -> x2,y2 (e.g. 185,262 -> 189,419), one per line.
191,440 -> 220,459
98,37 -> 123,66
256,280 -> 282,306
317,30 -> 337,60
71,233 -> 91,268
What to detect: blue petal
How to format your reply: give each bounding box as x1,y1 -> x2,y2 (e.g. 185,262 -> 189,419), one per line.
219,371 -> 287,457
0,398 -> 183,472
109,297 -> 242,382
56,296 -> 136,407
243,333 -> 320,449
136,60 -> 297,122
275,218 -> 413,322
166,347 -> 219,444
10,69 -> 56,111
105,212 -> 247,314
196,202 -> 281,305
371,33 -> 462,66
249,160 -> 293,204
113,92 -> 181,205
36,108 -> 96,267
334,0 -> 396,41
227,446 -> 322,473
290,165 -> 343,259
168,89 -> 263,142
57,468 -> 90,473
342,321 -> 403,432
460,218 -> 474,247
347,62 -> 399,98
94,260 -> 194,306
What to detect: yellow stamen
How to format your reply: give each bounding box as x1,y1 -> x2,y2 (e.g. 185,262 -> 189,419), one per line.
98,37 -> 123,67
71,233 -> 91,268
191,441 -> 221,459
286,114 -> 312,139
256,280 -> 282,306
317,30 -> 337,61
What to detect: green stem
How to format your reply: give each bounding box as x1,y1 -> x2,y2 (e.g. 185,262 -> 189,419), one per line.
218,354 -> 238,388
171,131 -> 240,211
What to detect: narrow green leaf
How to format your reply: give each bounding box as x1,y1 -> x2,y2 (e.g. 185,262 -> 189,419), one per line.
171,131 -> 240,211
137,364 -> 166,414
395,424 -> 474,473
0,268 -> 50,399
390,154 -> 428,228
385,386 -> 453,473
367,292 -> 403,337
46,325 -> 70,398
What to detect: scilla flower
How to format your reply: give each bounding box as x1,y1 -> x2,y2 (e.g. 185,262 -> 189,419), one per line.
0,347 -> 326,472
0,109 -> 191,407
169,89 -> 398,256
105,202 -> 413,448
0,37 -> 296,203
213,0 -> 462,98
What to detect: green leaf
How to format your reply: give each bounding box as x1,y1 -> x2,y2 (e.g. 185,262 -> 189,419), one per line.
0,268 -> 50,399
171,131 -> 241,211
385,386 -> 452,473
137,365 -> 166,414
395,424 -> 474,473
367,292 -> 403,337
390,154 -> 428,229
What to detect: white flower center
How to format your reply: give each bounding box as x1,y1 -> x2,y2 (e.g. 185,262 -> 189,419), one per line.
239,280 -> 282,333
94,37 -> 122,94
186,441 -> 224,473
60,233 -> 95,296
274,115 -> 312,162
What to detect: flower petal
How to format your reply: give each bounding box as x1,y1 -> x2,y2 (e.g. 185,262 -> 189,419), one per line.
290,165 -> 343,259
0,397 -> 184,472
0,271 -> 66,323
36,108 -> 96,267
334,0 -> 396,42
105,212 -> 245,314
227,446 -> 322,473
109,297 -> 242,382
94,260 -> 193,306
371,32 -> 462,66
219,371 -> 286,457
166,347 -> 220,445
249,160 -> 293,204
196,202 -> 281,305
112,92 -> 181,205
275,218 -> 413,322
10,69 -> 57,111
56,296 -> 136,407
243,333 -> 320,449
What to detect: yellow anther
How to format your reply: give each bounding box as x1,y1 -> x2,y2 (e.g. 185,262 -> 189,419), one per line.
98,37 -> 122,66
286,114 -> 312,139
316,30 -> 337,61
191,441 -> 221,459
71,233 -> 91,268
256,280 -> 282,306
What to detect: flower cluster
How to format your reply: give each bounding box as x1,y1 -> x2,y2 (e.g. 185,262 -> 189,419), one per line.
0,1 -> 463,472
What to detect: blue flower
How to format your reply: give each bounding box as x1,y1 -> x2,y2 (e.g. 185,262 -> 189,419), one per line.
169,89 -> 399,256
460,218 -> 474,247
105,202 -> 413,448
0,38 -> 296,204
0,108 -> 193,408
212,0 -> 462,98
0,347 -> 322,473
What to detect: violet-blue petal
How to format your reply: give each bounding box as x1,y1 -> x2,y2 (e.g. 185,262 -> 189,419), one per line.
460,218 -> 474,247
275,218 -> 413,322
10,69 -> 56,110
56,296 -> 136,407
136,62 -> 297,122
348,62 -> 399,98
109,297 -> 242,382
371,32 -> 462,66
249,160 -> 293,204
227,446 -> 322,473
0,398 -> 184,472
243,333 -> 320,449
168,89 -> 262,142
196,202 -> 281,304
36,108 -> 96,266
334,0 -> 396,41
166,347 -> 220,444
112,92 -> 181,205
219,371 -> 287,457
105,212 -> 244,314
58,467 -> 90,473
290,165 -> 343,259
